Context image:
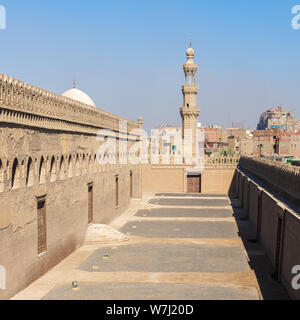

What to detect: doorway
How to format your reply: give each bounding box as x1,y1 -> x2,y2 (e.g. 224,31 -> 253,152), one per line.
88,183 -> 94,224
115,176 -> 119,207
130,171 -> 133,198
37,197 -> 47,255
187,174 -> 201,193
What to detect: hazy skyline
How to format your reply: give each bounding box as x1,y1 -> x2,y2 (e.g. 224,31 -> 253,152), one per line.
0,0 -> 299,133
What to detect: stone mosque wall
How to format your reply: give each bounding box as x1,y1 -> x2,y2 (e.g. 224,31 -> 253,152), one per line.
0,74 -> 142,299
142,157 -> 240,194
239,156 -> 300,206
237,157 -> 300,300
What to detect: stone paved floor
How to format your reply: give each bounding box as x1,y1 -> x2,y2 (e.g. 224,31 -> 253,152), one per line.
12,193 -> 290,300
120,221 -> 238,238
135,208 -> 233,218
44,283 -> 259,300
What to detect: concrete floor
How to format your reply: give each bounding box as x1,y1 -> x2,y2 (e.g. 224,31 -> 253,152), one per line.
79,244 -> 249,273
148,198 -> 230,207
44,283 -> 259,300
135,208 -> 234,218
12,193 -> 290,300
120,221 -> 238,238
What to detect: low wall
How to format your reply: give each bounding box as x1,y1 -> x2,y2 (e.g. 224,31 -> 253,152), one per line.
237,166 -> 300,300
142,165 -> 185,193
201,168 -> 236,195
239,156 -> 300,205
142,161 -> 238,195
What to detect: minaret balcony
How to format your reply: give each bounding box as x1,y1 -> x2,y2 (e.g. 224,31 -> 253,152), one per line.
183,63 -> 198,72
180,106 -> 200,117
181,85 -> 199,93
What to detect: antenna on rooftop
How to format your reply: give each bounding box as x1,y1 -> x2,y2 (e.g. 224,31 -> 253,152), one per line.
227,112 -> 231,129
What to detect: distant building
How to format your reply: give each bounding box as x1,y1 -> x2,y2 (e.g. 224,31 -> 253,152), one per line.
203,127 -> 253,156
253,129 -> 280,157
279,132 -> 300,158
240,136 -> 254,156
203,127 -> 225,155
257,106 -> 300,132
226,128 -> 253,156
253,128 -> 300,158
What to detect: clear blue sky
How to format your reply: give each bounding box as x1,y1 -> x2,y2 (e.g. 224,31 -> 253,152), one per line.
0,0 -> 299,132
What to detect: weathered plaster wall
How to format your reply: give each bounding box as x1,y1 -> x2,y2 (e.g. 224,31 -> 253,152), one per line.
239,156 -> 300,205
259,194 -> 282,267
0,125 -> 141,299
201,168 -> 236,195
142,164 -> 237,195
237,166 -> 300,300
142,165 -> 185,193
248,181 -> 260,233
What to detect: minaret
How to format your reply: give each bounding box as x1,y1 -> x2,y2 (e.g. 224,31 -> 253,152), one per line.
180,42 -> 200,160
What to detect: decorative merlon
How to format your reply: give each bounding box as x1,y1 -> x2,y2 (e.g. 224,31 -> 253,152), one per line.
0,73 -> 139,135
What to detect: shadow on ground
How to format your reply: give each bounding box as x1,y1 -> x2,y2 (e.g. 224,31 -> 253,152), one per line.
230,196 -> 290,300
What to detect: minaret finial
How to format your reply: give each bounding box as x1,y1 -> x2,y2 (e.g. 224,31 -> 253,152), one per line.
73,79 -> 76,89
189,39 -> 192,48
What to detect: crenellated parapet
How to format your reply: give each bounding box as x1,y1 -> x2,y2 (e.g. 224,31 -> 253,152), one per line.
0,73 -> 140,136
239,156 -> 300,204
205,156 -> 240,168
240,156 -> 300,177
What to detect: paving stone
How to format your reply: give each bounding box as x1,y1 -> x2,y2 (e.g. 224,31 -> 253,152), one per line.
79,243 -> 249,273
149,198 -> 230,207
120,221 -> 238,238
155,193 -> 227,198
135,208 -> 233,218
44,283 -> 260,300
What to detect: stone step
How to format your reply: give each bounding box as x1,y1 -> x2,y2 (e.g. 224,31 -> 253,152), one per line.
84,224 -> 129,244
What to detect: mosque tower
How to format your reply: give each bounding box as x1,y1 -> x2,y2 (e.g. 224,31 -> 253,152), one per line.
180,42 -> 200,159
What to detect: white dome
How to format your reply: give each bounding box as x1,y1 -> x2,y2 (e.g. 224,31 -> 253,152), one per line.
62,88 -> 96,107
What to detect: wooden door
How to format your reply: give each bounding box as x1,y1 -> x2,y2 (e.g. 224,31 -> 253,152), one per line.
187,175 -> 201,193
115,176 -> 119,207
88,184 -> 93,224
37,199 -> 47,255
130,171 -> 133,198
